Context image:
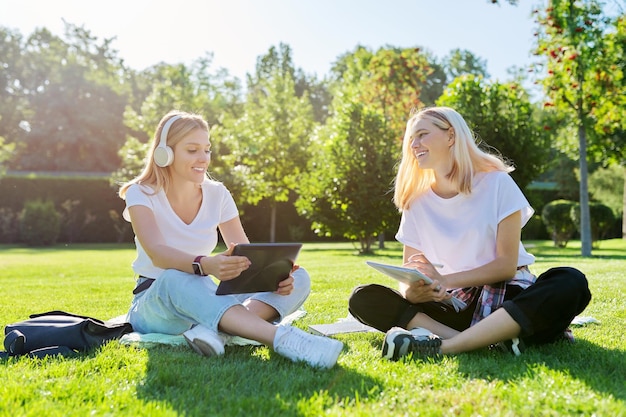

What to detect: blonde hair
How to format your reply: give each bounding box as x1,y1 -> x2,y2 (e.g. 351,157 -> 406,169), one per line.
393,106 -> 513,210
119,110 -> 210,199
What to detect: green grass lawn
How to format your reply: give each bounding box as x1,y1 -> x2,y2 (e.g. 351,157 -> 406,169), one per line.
0,240 -> 625,416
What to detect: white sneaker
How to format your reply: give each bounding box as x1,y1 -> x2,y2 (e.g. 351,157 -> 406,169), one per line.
273,325 -> 343,369
410,327 -> 435,338
183,324 -> 225,357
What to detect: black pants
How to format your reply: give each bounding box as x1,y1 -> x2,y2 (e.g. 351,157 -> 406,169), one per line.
348,267 -> 591,346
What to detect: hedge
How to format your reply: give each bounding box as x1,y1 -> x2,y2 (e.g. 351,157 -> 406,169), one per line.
0,175 -> 131,243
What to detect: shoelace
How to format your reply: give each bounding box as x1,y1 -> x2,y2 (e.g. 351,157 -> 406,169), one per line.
278,328 -> 310,356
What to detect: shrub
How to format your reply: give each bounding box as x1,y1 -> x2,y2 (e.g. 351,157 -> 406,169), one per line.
19,199 -> 61,246
521,214 -> 549,240
541,199 -> 576,248
0,207 -> 19,243
570,202 -> 615,248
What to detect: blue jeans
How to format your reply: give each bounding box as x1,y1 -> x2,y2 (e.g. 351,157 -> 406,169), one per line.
127,267 -> 311,335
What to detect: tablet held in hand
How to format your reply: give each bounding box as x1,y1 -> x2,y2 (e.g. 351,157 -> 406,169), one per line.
216,243 -> 303,295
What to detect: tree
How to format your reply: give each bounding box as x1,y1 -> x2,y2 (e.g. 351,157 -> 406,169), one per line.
0,27 -> 29,148
442,48 -> 490,81
4,24 -> 129,172
113,57 -> 242,185
533,0 -> 624,253
437,75 -> 552,191
330,46 -> 436,137
591,13 -> 626,238
589,163 -> 624,223
296,101 -> 399,253
0,136 -> 15,177
216,44 -> 315,242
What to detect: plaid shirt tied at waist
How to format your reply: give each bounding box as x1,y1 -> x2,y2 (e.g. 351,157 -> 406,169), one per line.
450,266 -> 536,326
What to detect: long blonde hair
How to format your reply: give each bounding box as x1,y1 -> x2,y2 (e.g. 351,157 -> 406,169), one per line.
119,110 -> 209,199
393,106 -> 513,210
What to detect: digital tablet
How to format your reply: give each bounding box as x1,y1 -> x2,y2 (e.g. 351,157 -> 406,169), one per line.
215,243 -> 303,295
365,261 -> 467,312
365,261 -> 434,285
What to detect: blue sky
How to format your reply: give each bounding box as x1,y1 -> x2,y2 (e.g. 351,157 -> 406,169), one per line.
2,0 -> 538,82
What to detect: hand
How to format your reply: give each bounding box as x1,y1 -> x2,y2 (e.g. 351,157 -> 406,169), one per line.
404,278 -> 452,304
274,264 -> 299,296
205,243 -> 251,281
404,253 -> 447,284
403,253 -> 451,304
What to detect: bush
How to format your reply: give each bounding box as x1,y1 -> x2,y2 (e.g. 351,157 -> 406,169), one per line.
0,175 -> 131,243
19,199 -> 61,246
0,207 -> 20,243
541,199 -> 576,248
522,214 -> 549,240
570,202 -> 615,248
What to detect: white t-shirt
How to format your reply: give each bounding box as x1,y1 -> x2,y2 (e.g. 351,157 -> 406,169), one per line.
395,171 -> 535,275
123,179 -> 239,278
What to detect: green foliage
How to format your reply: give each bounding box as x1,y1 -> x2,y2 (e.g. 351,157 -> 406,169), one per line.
19,199 -> 60,246
0,241 -> 624,416
216,44 -> 315,241
0,175 -> 129,243
521,214 -> 549,240
0,207 -> 19,243
438,75 -> 552,190
109,136 -> 148,187
330,46 -> 436,136
541,199 -> 577,247
589,163 -> 625,217
5,24 -> 129,172
571,201 -> 616,246
533,0 -> 624,255
296,102 -> 399,253
441,48 -> 490,80
0,136 -> 15,176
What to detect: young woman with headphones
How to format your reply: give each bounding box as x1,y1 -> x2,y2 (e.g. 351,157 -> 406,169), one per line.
118,110 -> 342,369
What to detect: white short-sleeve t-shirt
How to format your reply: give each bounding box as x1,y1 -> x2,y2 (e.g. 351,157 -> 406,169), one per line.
395,171 -> 535,275
123,179 -> 239,278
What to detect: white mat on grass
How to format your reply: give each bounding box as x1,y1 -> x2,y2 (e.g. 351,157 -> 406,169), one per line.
110,309 -> 307,348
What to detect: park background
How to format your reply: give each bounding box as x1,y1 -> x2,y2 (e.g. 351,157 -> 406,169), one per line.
0,0 -> 624,255
0,1 -> 625,415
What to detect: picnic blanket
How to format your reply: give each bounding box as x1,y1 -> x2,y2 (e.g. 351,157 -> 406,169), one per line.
110,309 -> 307,348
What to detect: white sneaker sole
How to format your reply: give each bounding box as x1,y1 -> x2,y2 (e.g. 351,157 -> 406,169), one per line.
183,326 -> 225,357
184,335 -> 219,357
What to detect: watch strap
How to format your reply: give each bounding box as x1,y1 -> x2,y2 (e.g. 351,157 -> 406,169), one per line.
192,255 -> 206,276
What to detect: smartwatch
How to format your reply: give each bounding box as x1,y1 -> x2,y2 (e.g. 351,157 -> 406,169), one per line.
192,255 -> 207,276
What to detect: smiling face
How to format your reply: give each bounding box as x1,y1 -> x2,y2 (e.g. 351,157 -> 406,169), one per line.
409,117 -> 454,172
170,128 -> 212,184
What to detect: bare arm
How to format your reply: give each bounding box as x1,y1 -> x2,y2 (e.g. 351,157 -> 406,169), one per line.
127,206 -> 250,280
400,210 -> 522,302
440,210 -> 521,288
218,216 -> 250,246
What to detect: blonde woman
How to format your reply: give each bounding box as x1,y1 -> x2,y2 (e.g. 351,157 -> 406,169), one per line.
119,110 -> 342,368
349,107 -> 591,359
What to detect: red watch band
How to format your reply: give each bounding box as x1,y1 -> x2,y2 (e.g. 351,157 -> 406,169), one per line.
192,255 -> 206,276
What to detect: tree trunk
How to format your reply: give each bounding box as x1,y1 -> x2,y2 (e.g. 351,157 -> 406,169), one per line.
578,124 -> 592,256
623,166 -> 626,239
269,203 -> 276,243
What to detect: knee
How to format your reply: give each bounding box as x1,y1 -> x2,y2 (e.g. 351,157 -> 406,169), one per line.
348,284 -> 386,312
547,267 -> 588,288
292,266 -> 311,294
544,266 -> 592,304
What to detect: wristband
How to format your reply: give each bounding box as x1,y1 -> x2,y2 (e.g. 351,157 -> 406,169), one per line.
192,255 -> 207,276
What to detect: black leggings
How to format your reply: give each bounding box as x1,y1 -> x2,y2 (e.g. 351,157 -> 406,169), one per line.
348,267 -> 591,345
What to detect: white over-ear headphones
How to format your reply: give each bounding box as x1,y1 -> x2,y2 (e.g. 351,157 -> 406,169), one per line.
153,115 -> 182,167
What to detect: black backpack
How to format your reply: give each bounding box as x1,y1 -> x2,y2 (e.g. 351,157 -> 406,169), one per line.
2,310 -> 133,358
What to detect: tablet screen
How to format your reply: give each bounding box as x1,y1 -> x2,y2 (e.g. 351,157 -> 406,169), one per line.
215,243 -> 303,295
